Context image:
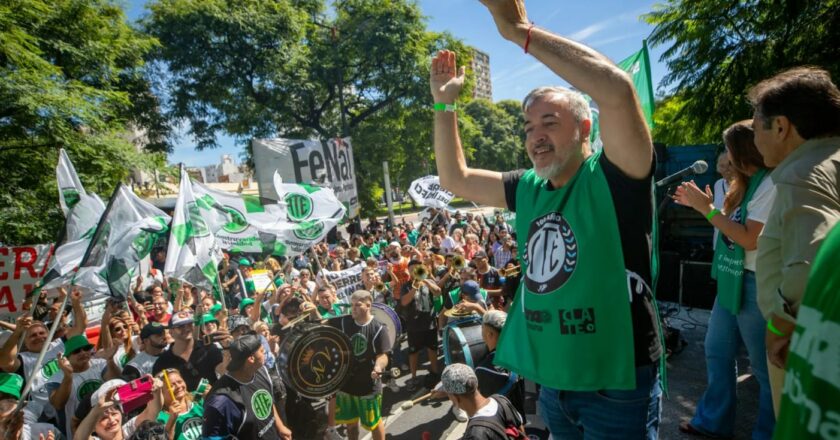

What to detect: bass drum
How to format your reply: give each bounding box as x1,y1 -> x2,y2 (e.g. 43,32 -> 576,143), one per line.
371,303 -> 401,348
276,322 -> 351,399
443,316 -> 488,368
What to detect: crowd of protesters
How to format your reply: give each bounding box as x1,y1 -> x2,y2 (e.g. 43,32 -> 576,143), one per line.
0,206 -> 526,440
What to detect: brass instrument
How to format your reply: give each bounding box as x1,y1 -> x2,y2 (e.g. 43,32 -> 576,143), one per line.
411,265 -> 429,289
450,255 -> 467,276
374,282 -> 386,292
499,265 -> 521,277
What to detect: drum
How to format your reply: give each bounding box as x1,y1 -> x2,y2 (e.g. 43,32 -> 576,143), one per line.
371,303 -> 401,347
276,322 -> 351,399
443,316 -> 488,368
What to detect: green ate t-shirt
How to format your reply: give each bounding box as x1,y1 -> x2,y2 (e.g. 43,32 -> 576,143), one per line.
156,401 -> 205,440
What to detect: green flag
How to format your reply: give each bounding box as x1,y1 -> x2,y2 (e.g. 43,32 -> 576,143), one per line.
589,41 -> 655,151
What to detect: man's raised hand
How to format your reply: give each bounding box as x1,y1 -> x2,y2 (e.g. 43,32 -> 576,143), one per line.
478,0 -> 530,42
430,50 -> 466,104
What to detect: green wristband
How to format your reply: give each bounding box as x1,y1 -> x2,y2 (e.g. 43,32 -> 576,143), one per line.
767,320 -> 788,337
706,208 -> 721,221
434,102 -> 457,112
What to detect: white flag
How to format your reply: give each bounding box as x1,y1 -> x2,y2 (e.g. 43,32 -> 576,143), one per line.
270,171 -> 345,256
36,150 -> 106,294
407,175 -> 454,209
165,168 -> 227,293
74,184 -> 170,299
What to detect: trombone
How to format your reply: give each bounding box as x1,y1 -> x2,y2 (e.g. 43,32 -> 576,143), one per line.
499,265 -> 521,277
411,265 -> 429,289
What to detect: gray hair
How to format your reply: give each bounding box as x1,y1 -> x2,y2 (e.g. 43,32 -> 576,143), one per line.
350,290 -> 372,304
441,363 -> 478,395
522,86 -> 591,123
482,310 -> 507,332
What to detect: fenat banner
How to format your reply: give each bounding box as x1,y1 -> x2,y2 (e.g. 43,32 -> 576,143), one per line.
252,137 -> 360,219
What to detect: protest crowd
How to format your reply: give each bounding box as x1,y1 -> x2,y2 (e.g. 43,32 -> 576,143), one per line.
2,1 -> 840,440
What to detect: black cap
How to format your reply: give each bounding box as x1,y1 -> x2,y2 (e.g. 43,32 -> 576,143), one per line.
140,322 -> 165,340
226,334 -> 262,371
473,250 -> 488,259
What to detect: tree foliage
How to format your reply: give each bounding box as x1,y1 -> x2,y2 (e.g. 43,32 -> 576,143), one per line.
463,99 -> 527,171
645,0 -> 840,144
144,0 -> 483,216
0,0 -> 168,245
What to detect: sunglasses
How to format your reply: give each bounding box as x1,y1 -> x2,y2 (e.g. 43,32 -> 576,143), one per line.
110,325 -> 127,332
70,346 -> 94,356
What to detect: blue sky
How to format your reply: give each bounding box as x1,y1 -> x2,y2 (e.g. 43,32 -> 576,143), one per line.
123,0 -> 668,167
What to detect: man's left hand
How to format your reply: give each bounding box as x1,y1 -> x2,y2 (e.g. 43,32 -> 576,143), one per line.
766,315 -> 795,368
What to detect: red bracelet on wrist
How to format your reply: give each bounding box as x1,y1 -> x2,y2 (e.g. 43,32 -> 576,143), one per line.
524,23 -> 535,54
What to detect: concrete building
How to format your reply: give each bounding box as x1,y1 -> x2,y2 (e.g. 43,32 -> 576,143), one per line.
471,48 -> 492,101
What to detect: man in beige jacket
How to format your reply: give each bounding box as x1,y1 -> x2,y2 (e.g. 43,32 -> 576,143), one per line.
751,66 -> 840,413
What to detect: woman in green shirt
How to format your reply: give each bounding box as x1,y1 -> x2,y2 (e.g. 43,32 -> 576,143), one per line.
156,369 -> 205,440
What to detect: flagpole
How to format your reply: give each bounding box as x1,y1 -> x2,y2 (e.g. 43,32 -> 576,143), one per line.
12,290 -> 70,415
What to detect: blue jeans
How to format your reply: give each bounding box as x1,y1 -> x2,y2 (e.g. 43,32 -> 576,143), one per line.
691,271 -> 775,439
538,364 -> 662,439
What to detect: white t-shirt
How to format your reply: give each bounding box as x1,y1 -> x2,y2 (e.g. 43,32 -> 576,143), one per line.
712,178 -> 729,249
19,339 -> 65,419
123,350 -> 159,378
441,236 -> 458,254
46,357 -> 108,437
744,175 -> 776,271
470,397 -> 499,419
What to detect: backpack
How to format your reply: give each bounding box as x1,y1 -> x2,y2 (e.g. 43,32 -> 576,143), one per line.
466,395 -> 527,439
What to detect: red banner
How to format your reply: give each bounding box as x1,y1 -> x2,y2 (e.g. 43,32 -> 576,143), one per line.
0,244 -> 54,321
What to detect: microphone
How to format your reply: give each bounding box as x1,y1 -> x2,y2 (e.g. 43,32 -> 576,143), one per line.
656,160 -> 708,188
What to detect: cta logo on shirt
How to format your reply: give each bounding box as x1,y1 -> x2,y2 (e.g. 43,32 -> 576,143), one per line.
524,212 -> 578,293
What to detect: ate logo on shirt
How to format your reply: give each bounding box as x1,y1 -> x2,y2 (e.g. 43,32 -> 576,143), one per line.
41,359 -> 59,380
350,333 -> 369,357
77,380 -> 103,400
524,212 -> 578,293
251,389 -> 273,421
180,417 -> 203,440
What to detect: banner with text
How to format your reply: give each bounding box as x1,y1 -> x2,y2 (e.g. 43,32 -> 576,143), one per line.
408,175 -> 454,209
252,137 -> 359,218
317,264 -> 364,303
0,245 -> 53,321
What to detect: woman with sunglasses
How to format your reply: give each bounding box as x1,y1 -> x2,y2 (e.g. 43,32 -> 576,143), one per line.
74,377 -> 165,440
98,303 -> 139,369
155,369 -> 205,440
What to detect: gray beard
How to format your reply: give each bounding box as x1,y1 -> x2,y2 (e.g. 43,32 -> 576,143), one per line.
534,161 -> 563,180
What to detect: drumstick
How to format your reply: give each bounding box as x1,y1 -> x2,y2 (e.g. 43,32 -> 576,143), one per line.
400,392 -> 433,410
280,312 -> 311,330
162,369 -> 176,402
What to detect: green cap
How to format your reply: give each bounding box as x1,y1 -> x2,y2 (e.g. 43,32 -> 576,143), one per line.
209,303 -> 223,315
200,313 -> 218,325
273,277 -> 284,287
238,258 -> 252,267
64,334 -> 93,357
239,298 -> 255,312
0,373 -> 23,399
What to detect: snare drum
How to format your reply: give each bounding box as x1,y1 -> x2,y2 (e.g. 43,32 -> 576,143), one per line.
371,303 -> 401,348
443,316 -> 488,368
276,322 -> 351,399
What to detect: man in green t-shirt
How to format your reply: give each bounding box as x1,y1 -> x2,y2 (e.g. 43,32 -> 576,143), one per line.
429,0 -> 660,437
359,233 -> 381,260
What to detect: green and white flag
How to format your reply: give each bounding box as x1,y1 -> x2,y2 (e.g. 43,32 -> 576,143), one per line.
36,150 -> 106,294
73,184 -> 170,299
165,167 -> 228,294
271,171 -> 345,256
187,180 -> 285,254
588,41 -> 655,152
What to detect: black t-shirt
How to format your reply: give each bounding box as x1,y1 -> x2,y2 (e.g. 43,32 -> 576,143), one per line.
152,342 -> 223,391
462,395 -> 525,440
399,283 -> 436,332
330,315 -> 392,396
478,267 -> 502,291
501,153 -> 662,366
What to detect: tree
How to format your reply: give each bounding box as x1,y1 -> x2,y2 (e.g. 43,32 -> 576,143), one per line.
144,0 -> 476,215
462,99 -> 527,172
0,0 -> 168,245
645,0 -> 840,143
